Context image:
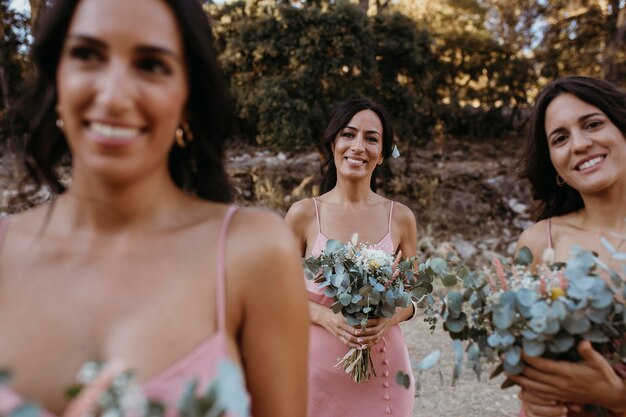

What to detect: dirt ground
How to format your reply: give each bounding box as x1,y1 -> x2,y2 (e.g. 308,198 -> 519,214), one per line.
402,316 -> 520,417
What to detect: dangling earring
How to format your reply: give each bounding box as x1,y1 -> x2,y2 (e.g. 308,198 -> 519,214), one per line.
556,174 -> 566,187
175,121 -> 194,147
55,105 -> 64,130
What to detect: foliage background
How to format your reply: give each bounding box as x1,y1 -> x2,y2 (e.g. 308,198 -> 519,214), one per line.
1,0 -> 624,152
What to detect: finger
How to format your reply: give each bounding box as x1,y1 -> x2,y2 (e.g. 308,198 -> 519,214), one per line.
63,359 -> 126,417
519,392 -> 568,417
507,373 -> 564,399
520,365 -> 566,387
339,329 -> 363,349
519,389 -> 559,406
578,340 -> 615,380
522,355 -> 566,377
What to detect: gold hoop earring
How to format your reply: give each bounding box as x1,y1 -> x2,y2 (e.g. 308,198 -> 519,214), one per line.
556,174 -> 566,187
175,122 -> 194,147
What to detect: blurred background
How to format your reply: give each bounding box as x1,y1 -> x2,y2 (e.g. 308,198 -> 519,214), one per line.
1,0 -> 625,258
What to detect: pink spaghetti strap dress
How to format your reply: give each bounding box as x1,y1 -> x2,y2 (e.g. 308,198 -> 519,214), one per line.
0,206 -> 249,417
518,218 -> 594,417
305,199 -> 415,417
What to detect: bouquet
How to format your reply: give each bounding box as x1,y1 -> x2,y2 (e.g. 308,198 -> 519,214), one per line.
431,240 -> 626,415
0,359 -> 250,417
303,234 -> 438,383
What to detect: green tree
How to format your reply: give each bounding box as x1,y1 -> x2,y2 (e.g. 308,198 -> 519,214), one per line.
211,1 -> 436,150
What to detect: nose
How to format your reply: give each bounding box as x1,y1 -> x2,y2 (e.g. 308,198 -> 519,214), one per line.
350,134 -> 365,152
570,129 -> 593,152
94,60 -> 135,114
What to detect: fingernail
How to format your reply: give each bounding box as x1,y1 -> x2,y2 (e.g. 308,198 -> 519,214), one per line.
357,338 -> 363,343
356,330 -> 362,335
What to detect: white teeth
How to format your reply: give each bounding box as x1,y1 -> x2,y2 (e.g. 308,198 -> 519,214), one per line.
89,122 -> 140,140
346,157 -> 366,164
577,156 -> 604,171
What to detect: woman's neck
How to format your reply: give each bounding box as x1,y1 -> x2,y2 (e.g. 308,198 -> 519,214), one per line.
59,169 -> 190,233
329,176 -> 380,205
579,182 -> 626,232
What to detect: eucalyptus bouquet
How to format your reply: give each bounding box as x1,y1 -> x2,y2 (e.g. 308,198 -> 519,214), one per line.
303,235 -> 438,383
0,360 -> 249,417
432,241 -> 626,414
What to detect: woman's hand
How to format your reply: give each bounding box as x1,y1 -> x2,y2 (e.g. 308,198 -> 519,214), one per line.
518,389 -> 571,417
309,302 -> 363,349
509,341 -> 626,414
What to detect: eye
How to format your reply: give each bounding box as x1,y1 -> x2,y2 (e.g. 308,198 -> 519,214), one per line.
69,45 -> 103,63
341,131 -> 355,138
585,120 -> 604,130
136,57 -> 172,75
366,136 -> 378,143
551,134 -> 568,146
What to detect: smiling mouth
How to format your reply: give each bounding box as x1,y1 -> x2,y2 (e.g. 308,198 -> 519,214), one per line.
88,122 -> 142,140
576,156 -> 605,171
345,157 -> 367,165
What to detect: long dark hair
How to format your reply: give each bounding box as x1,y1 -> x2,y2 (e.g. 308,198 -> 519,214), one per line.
319,98 -> 394,194
518,76 -> 626,221
15,0 -> 233,204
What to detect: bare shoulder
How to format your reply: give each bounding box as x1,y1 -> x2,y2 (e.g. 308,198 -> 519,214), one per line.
284,198 -> 316,225
1,203 -> 51,236
284,198 -> 317,239
227,207 -> 302,283
516,219 -> 550,260
391,201 -> 416,227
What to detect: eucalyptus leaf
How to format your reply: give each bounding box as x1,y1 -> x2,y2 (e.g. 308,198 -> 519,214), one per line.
416,349 -> 440,371
514,247 -> 534,266
547,335 -> 575,353
522,339 -> 545,357
601,237 -> 617,254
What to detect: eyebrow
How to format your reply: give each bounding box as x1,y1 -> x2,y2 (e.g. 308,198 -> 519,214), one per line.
343,125 -> 381,136
67,34 -> 182,62
547,112 -> 604,138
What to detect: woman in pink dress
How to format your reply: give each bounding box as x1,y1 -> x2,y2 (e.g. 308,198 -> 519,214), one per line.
285,98 -> 418,417
509,77 -> 626,417
0,0 -> 309,416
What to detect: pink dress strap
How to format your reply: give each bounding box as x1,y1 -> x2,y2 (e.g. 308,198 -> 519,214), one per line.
387,201 -> 394,233
546,218 -> 554,250
312,198 -> 321,234
216,206 -> 238,331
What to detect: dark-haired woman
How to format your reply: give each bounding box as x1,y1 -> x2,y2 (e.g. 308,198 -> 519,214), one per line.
285,99 -> 417,417
0,0 -> 308,416
508,76 -> 626,417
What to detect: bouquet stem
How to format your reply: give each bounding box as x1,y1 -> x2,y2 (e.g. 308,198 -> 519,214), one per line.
337,346 -> 376,383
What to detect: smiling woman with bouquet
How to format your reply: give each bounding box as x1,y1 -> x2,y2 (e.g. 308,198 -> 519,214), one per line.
285,98 -> 418,417
509,76 -> 626,417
